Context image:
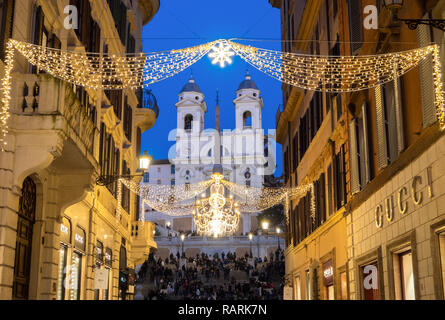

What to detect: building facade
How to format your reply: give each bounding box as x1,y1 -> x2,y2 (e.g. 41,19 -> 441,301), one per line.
0,0 -> 160,300
273,0 -> 445,300
271,0 -> 350,300
344,0 -> 445,300
141,74 -> 283,258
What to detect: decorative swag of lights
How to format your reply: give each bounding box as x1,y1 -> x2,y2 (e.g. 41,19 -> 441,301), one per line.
1,39 -> 443,149
118,174 -> 314,236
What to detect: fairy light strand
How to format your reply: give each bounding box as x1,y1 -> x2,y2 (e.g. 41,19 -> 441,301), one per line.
1,39 -> 443,151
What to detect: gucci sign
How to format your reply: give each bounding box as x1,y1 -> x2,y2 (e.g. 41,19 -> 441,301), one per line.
375,167 -> 433,228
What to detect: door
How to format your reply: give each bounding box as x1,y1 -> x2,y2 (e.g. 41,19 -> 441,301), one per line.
13,177 -> 37,299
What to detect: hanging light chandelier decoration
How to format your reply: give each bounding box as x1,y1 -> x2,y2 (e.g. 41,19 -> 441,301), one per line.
193,172 -> 240,237
1,38 -> 443,150
118,171 -> 315,237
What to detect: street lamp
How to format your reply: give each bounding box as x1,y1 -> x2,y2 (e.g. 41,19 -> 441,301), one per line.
180,234 -> 185,257
261,221 -> 269,232
275,227 -> 281,249
139,150 -> 151,170
248,233 -> 253,257
96,151 -> 153,186
384,0 -> 445,31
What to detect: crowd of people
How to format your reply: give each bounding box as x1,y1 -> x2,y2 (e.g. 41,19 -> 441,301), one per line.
137,249 -> 285,300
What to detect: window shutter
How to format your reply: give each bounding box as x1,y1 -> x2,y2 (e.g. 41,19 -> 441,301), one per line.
349,119 -> 361,195
320,173 -> 326,223
361,102 -> 371,185
347,0 -> 363,55
0,0 -> 14,60
375,85 -> 389,169
417,20 -> 436,128
393,71 -> 405,155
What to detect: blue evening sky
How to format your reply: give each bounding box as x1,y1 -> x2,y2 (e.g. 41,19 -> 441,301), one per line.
141,0 -> 283,177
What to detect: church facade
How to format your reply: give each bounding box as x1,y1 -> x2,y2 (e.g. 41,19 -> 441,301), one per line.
141,73 -> 283,257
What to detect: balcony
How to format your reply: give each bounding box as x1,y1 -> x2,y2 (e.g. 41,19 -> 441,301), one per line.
131,221 -> 157,265
135,89 -> 159,132
13,73 -> 97,160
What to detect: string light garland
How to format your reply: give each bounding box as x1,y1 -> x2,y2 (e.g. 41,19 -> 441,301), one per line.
228,40 -> 436,93
0,40 -> 15,148
1,39 -> 443,151
117,176 -> 313,218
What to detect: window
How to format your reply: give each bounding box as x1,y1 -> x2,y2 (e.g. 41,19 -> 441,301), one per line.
243,111 -> 252,129
70,251 -> 82,300
305,270 -> 311,300
314,173 -> 326,228
323,260 -> 334,300
283,147 -> 289,184
375,79 -> 404,169
245,180 -> 251,187
56,244 -> 68,300
171,165 -> 175,175
185,182 -> 190,191
393,250 -> 415,300
347,0 -> 363,55
121,161 -> 130,213
123,97 -> 132,142
340,271 -> 348,300
157,179 -> 161,185
327,164 -> 333,217
157,167 -> 161,173
294,276 -> 301,300
361,261 -> 380,300
349,103 -> 372,194
292,132 -> 298,172
336,94 -> 342,121
0,0 -> 14,60
143,172 -> 149,183
439,232 -> 445,293
334,145 -> 347,210
184,114 -> 193,131
171,179 -> 175,186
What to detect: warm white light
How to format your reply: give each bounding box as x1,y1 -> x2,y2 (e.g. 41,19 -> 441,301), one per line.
276,227 -> 281,234
180,234 -> 185,241
139,151 -> 151,170
248,233 -> 253,241
208,40 -> 235,68
262,221 -> 269,230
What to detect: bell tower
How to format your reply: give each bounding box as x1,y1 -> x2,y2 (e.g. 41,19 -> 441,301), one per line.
233,71 -> 263,131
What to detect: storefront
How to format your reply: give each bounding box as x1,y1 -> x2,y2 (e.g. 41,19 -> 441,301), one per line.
70,226 -> 86,300
94,240 -> 110,300
322,260 -> 334,300
57,217 -> 71,300
348,134 -> 445,300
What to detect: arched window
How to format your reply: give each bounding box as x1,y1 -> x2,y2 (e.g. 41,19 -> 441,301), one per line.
184,114 -> 193,131
243,111 -> 252,129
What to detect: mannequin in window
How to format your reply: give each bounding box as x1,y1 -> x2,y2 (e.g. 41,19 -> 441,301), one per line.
243,111 -> 252,129
184,114 -> 193,131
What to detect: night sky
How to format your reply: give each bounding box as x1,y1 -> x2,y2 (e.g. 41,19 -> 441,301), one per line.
140,0 -> 283,177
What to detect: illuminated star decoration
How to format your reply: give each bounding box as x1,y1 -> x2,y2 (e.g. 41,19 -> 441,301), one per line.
208,40 -> 235,68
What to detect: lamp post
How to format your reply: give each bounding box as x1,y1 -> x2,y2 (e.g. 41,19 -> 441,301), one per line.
384,0 -> 445,31
180,233 -> 185,257
275,227 -> 281,249
248,233 -> 253,258
95,151 -> 153,186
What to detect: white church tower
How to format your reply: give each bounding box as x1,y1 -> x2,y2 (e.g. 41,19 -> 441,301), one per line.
174,75 -> 207,186
232,71 -> 265,189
